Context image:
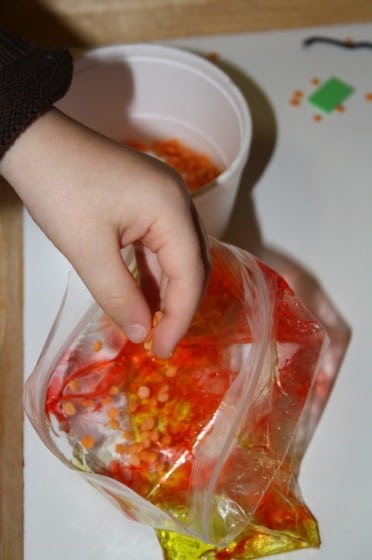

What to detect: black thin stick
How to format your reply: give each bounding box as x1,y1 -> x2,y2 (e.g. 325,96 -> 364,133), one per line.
303,36 -> 372,50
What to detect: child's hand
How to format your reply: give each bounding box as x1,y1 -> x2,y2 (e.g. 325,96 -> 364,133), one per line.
0,108 -> 210,358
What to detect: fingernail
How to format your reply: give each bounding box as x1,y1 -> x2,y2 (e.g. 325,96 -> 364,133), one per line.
125,324 -> 147,343
152,343 -> 174,361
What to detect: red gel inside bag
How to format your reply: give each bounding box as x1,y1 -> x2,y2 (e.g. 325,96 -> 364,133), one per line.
25,239 -> 329,558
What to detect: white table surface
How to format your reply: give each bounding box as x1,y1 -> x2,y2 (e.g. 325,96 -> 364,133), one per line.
24,23 -> 372,559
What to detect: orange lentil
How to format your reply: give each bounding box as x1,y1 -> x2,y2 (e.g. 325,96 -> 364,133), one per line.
157,391 -> 170,403
128,442 -> 144,454
125,139 -> 221,193
313,114 -> 323,122
207,51 -> 219,61
141,436 -> 151,449
123,429 -> 134,440
115,443 -> 126,454
107,406 -> 120,419
149,430 -> 160,442
311,77 -> 320,86
62,401 -> 76,416
344,37 -> 354,45
109,385 -> 120,395
82,399 -> 94,408
81,435 -> 95,449
147,398 -> 158,409
289,98 -> 301,107
128,455 -> 141,467
293,89 -> 303,98
336,104 -> 346,113
144,309 -> 165,352
140,450 -> 158,464
153,310 -> 163,327
143,338 -> 152,352
159,383 -> 170,394
365,93 -> 372,102
137,385 -> 151,399
108,418 -> 121,430
93,339 -> 103,352
129,402 -> 138,414
161,435 -> 172,446
169,423 -> 182,435
165,366 -> 177,378
140,416 -> 156,432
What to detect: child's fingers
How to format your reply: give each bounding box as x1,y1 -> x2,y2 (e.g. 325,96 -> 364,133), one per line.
149,213 -> 210,358
69,232 -> 152,344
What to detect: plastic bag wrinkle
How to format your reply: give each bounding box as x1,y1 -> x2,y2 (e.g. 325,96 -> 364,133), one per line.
24,238 -> 330,558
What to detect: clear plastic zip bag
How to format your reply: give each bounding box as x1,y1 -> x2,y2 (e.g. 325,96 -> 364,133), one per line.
25,238 -> 329,559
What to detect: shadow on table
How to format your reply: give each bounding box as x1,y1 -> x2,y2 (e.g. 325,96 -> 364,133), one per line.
0,0 -> 89,47
259,246 -> 352,465
217,57 -> 275,256
211,55 -> 351,450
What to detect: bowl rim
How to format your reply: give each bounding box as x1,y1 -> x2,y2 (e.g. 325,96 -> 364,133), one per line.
74,43 -> 252,198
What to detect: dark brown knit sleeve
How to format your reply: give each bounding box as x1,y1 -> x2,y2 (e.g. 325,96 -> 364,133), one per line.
0,28 -> 73,158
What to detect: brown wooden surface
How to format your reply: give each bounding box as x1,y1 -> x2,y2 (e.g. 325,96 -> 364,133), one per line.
0,0 -> 372,47
0,2 -> 371,559
0,182 -> 23,560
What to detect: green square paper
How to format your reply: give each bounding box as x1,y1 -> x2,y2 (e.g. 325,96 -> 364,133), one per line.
308,77 -> 354,113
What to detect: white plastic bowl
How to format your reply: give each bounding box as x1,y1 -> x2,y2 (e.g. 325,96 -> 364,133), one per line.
57,44 -> 252,238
